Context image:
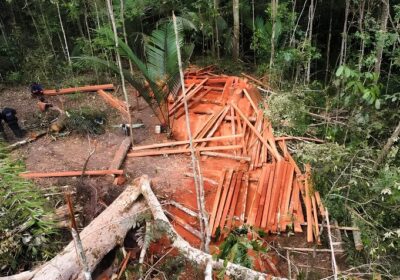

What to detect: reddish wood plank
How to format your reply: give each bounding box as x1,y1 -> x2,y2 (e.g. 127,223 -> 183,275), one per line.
255,165 -> 272,227
226,171 -> 244,230
260,163 -> 276,229
231,103 -> 282,161
280,164 -> 295,231
20,169 -> 123,178
315,191 -> 326,216
218,171 -> 238,232
304,164 -> 314,242
109,137 -> 132,171
266,160 -> 286,232
208,169 -> 227,235
212,169 -> 234,236
289,178 -> 303,232
247,165 -> 268,226
43,84 -> 114,95
127,145 -> 242,157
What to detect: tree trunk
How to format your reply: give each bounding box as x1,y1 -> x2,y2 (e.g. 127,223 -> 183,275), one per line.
374,120 -> 400,168
290,0 -> 308,47
4,176 -> 284,280
374,0 -> 390,76
252,0 -> 256,64
120,0 -> 134,77
172,13 -> 209,252
306,0 -> 316,83
56,2 -> 71,65
106,0 -> 134,145
93,0 -> 101,29
270,0 -> 278,68
324,0 -> 333,85
83,1 -> 94,56
213,0 -> 220,59
385,42 -> 397,94
232,0 -> 240,61
2,181 -> 145,280
358,0 -> 366,71
339,0 -> 350,66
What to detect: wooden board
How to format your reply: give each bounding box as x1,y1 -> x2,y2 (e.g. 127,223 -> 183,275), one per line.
43,84 -> 114,95
20,169 -> 123,178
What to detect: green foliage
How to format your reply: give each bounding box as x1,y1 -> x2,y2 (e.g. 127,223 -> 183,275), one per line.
65,107 -> 106,135
0,145 -> 59,276
215,227 -> 268,277
335,65 -> 382,109
75,18 -> 194,125
159,255 -> 186,280
263,91 -> 307,135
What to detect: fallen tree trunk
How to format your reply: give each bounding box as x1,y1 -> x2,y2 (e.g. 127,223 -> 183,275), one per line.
4,175 -> 284,280
6,131 -> 47,150
2,180 -> 146,280
374,120 -> 400,168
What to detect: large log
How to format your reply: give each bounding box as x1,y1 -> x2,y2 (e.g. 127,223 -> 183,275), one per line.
0,175 -> 285,280
2,179 -> 146,280
43,84 -> 114,96
109,137 -> 132,171
5,176 -> 285,280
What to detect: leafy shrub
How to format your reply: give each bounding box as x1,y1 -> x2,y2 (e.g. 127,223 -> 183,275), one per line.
264,91 -> 308,135
65,107 -> 106,135
216,226 -> 267,277
0,145 -> 59,276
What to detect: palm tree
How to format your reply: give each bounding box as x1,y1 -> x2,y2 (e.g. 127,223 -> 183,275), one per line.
75,18 -> 195,127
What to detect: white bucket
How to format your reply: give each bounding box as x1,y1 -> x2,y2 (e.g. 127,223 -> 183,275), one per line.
155,125 -> 161,134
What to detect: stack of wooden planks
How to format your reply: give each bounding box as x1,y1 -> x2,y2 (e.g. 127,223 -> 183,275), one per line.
128,67 -> 325,243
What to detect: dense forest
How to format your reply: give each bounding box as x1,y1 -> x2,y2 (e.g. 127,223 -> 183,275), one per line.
1,0 -> 399,279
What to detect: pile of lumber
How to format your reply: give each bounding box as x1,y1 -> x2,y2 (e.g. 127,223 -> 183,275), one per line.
129,68 -> 325,243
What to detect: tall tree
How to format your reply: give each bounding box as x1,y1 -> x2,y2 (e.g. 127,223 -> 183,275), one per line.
56,1 -> 71,65
232,0 -> 239,60
358,0 -> 366,71
270,0 -> 278,68
325,0 -> 333,84
213,0 -> 220,59
305,0 -> 315,83
374,0 -> 390,76
339,0 -> 350,66
106,0 -> 134,144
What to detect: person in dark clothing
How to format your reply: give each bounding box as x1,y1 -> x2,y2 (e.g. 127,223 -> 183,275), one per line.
30,82 -> 44,97
1,108 -> 25,138
0,113 -> 6,140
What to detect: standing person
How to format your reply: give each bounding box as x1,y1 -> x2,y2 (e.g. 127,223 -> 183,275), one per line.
1,107 -> 25,138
